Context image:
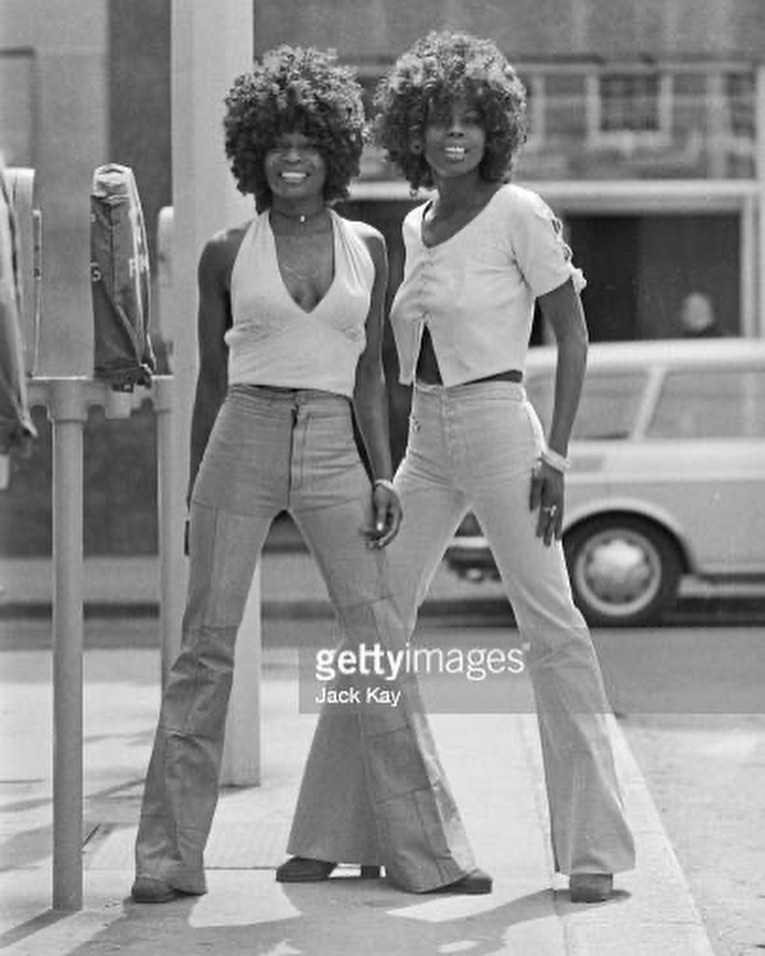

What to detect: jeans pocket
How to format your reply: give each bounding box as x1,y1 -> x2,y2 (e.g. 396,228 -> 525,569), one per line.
521,399 -> 546,456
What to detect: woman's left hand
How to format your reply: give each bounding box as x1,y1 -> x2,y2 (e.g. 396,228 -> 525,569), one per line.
529,459 -> 564,546
364,482 -> 403,549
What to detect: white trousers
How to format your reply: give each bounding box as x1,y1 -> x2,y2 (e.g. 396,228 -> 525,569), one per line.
385,380 -> 635,876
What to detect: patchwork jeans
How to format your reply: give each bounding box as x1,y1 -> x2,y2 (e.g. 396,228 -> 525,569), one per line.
134,384 -> 475,893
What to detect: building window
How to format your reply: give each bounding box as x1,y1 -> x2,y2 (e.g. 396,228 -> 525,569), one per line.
599,73 -> 660,133
544,72 -> 588,139
725,72 -> 755,139
588,70 -> 671,150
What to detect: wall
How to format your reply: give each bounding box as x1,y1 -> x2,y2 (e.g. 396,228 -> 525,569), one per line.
108,0 -> 171,270
253,0 -> 765,60
0,0 -> 109,375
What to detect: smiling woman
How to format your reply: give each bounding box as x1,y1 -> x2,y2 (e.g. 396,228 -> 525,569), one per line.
372,31 -> 527,193
130,43 -> 489,906
371,30 -> 636,904
263,131 -> 335,312
223,46 -> 365,212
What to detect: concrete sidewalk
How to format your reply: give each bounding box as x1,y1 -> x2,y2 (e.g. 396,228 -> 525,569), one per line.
0,639 -> 715,955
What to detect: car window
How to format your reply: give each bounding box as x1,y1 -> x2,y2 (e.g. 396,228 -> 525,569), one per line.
646,368 -> 765,439
527,371 -> 646,440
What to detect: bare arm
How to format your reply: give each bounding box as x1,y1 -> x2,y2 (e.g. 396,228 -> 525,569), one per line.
541,278 -> 589,457
352,224 -> 401,547
186,233 -> 237,507
529,278 -> 589,544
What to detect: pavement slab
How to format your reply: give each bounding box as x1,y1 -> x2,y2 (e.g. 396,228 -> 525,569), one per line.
0,643 -> 717,955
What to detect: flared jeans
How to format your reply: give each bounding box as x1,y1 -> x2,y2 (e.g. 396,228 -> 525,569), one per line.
134,384 -> 475,894
384,380 -> 636,876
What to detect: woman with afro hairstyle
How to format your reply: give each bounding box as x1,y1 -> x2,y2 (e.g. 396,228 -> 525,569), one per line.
131,45 -> 488,904
371,31 -> 635,903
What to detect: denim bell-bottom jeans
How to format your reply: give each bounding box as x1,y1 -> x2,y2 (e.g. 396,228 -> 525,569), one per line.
384,380 -> 636,876
134,384 -> 475,894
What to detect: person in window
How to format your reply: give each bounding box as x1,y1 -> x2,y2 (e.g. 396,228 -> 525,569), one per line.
679,291 -> 721,338
131,45 -> 488,904
371,30 -> 635,903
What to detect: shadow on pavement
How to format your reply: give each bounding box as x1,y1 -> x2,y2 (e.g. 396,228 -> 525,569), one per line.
60,884 -> 571,956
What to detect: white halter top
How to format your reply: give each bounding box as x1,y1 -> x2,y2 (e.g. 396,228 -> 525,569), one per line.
225,209 -> 374,397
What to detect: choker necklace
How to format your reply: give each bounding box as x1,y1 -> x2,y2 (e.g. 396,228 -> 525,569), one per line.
271,205 -> 326,225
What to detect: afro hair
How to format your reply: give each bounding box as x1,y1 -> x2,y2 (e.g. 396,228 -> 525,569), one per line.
224,46 -> 366,211
373,31 -> 527,191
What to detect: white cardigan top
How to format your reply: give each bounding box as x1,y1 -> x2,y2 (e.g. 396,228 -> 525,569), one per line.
389,184 -> 585,386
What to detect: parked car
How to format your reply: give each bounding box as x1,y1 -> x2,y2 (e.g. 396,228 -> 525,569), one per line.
444,338 -> 765,626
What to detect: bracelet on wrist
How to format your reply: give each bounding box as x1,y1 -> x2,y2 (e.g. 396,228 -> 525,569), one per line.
373,478 -> 396,493
540,447 -> 571,473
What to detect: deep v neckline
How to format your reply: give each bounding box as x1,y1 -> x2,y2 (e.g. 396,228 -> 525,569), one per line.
268,212 -> 338,316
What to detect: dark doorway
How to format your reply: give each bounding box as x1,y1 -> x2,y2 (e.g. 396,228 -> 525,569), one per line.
567,216 -> 640,341
567,213 -> 740,341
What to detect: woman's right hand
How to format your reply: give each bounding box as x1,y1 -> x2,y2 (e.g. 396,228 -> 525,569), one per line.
363,480 -> 403,549
529,459 -> 564,546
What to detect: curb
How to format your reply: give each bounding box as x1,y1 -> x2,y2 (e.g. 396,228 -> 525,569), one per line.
0,598 -> 515,623
1,596 -> 762,625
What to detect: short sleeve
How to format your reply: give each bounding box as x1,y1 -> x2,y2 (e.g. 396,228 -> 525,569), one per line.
503,187 -> 586,297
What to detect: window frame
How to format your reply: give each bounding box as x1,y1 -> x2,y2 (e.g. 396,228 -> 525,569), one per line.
644,365 -> 765,441
587,69 -> 673,151
527,367 -> 650,442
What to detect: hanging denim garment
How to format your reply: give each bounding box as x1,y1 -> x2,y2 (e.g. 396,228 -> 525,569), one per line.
90,164 -> 155,390
0,166 -> 36,466
2,168 -> 40,377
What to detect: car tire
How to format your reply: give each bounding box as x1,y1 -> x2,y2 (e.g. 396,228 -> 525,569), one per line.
564,516 -> 683,627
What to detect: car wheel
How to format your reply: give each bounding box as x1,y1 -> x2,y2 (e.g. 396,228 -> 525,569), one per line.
564,516 -> 682,627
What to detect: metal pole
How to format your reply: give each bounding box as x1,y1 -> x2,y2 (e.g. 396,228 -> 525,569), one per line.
756,65 -> 765,338
48,378 -> 87,911
153,375 -> 183,685
740,196 -> 756,337
171,0 -> 259,785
